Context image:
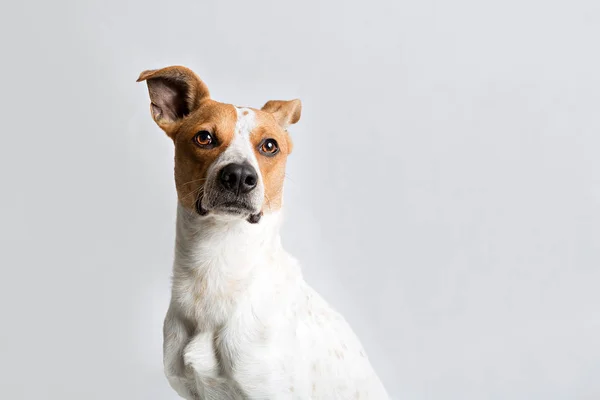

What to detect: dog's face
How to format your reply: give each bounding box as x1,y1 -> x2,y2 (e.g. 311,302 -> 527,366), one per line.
137,66 -> 301,223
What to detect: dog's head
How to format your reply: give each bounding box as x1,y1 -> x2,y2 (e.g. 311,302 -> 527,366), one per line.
137,66 -> 301,224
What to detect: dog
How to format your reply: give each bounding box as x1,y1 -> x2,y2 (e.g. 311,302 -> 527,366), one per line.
137,65 -> 389,399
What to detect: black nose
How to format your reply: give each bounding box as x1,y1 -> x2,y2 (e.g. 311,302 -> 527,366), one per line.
219,162 -> 258,194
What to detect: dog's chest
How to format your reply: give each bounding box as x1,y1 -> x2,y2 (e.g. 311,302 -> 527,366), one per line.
175,267 -> 245,328
173,261 -> 307,397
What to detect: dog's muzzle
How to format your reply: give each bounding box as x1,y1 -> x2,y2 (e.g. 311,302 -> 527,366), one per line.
195,162 -> 263,223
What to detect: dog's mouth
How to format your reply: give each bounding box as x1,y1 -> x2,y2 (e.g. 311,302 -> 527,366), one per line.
195,196 -> 262,224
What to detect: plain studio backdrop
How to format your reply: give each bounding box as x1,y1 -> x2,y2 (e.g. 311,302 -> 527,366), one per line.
1,0 -> 599,399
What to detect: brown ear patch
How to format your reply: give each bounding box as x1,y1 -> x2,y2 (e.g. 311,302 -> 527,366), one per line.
137,66 -> 211,137
261,99 -> 302,130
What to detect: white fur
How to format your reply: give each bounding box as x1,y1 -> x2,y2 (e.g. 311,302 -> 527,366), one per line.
162,109 -> 389,399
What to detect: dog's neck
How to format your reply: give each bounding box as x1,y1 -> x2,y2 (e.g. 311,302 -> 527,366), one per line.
172,203 -> 285,327
174,202 -> 283,276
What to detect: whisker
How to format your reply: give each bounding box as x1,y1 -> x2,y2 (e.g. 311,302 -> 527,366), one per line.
180,185 -> 205,202
178,177 -> 208,187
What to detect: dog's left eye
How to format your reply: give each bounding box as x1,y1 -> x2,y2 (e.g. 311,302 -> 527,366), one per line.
193,131 -> 215,148
259,139 -> 279,156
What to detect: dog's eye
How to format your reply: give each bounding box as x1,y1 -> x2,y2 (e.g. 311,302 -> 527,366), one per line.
259,139 -> 279,156
193,131 -> 215,148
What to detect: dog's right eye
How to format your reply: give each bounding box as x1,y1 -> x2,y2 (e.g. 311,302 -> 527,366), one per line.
193,131 -> 215,148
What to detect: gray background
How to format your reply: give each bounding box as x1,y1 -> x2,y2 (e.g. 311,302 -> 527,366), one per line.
0,0 -> 598,399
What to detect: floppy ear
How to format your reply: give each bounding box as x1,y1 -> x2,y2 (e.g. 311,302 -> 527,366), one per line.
261,99 -> 302,130
136,66 -> 210,137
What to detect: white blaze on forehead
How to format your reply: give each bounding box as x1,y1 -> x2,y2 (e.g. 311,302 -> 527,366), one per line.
210,106 -> 258,167
209,106 -> 262,179
224,107 -> 259,169
234,107 -> 256,138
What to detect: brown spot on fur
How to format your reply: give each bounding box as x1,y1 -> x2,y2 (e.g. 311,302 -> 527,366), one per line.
193,274 -> 209,304
204,377 -> 217,387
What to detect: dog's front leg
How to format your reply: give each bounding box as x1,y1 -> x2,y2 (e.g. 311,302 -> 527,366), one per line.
183,331 -> 245,399
163,307 -> 198,399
